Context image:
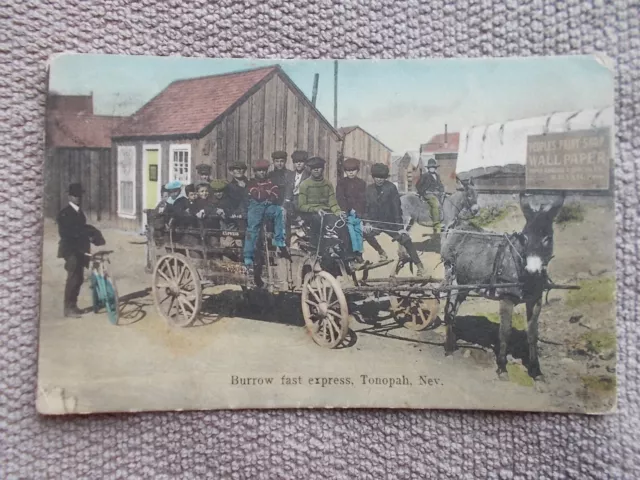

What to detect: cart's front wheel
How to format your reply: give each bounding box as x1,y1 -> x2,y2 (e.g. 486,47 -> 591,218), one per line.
390,297 -> 439,331
301,271 -> 349,348
153,253 -> 202,327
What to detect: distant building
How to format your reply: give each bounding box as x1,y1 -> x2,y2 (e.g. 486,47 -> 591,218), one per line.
389,154 -> 402,186
396,151 -> 419,193
338,126 -> 392,180
44,93 -> 125,222
456,108 -> 614,193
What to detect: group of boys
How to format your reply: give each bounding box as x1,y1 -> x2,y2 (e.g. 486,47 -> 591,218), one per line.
156,150 -> 441,278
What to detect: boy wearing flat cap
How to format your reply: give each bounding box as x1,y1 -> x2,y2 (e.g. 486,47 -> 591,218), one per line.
364,163 -> 426,277
268,150 -> 295,208
336,157 -> 366,265
226,162 -> 249,215
244,159 -> 288,270
195,163 -> 215,197
291,150 -> 310,206
298,156 -> 350,253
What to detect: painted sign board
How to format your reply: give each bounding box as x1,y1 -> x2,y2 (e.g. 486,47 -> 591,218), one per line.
526,128 -> 612,190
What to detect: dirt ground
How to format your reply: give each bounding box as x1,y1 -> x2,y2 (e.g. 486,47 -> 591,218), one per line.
36,200 -> 617,415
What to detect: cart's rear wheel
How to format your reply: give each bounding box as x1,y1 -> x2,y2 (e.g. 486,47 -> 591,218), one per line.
153,253 -> 202,327
390,297 -> 439,331
301,271 -> 349,348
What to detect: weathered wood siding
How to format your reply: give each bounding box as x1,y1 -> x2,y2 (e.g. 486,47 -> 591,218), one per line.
44,147 -> 115,223
197,74 -> 340,183
341,127 -> 392,181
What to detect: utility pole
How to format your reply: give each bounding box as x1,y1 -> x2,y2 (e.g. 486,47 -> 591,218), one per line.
333,60 -> 338,128
311,73 -> 319,106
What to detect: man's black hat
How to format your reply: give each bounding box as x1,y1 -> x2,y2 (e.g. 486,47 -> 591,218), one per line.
68,183 -> 85,196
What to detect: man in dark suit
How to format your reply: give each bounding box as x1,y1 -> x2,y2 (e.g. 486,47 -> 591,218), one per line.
416,157 -> 445,233
57,183 -> 91,318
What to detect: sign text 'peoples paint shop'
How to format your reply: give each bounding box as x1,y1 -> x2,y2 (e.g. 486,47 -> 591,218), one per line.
525,128 -> 612,190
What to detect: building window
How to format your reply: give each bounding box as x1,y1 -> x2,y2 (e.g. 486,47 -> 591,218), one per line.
117,145 -> 136,218
170,145 -> 191,183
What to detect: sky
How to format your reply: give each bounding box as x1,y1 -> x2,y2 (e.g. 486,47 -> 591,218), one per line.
49,54 -> 614,154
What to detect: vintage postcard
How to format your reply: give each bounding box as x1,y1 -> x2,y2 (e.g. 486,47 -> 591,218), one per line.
38,54 -> 616,415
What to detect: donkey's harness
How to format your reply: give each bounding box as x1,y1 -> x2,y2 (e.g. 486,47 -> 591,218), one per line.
488,233 -> 524,297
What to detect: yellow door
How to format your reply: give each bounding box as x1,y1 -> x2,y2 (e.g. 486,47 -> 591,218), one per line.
146,149 -> 160,209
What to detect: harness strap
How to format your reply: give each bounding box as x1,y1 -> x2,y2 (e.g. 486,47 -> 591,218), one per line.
489,237 -> 509,296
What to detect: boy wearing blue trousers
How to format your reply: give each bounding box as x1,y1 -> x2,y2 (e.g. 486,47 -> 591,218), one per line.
243,159 -> 288,270
336,157 -> 366,266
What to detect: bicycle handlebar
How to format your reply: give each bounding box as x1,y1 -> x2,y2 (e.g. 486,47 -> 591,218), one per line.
85,250 -> 114,258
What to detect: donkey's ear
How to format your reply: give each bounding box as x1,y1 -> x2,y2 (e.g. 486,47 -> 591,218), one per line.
468,177 -> 474,187
543,194 -> 565,219
520,193 -> 536,221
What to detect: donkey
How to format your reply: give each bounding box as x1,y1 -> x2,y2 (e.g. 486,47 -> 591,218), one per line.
439,193 -> 564,380
391,178 -> 480,273
400,177 -> 480,233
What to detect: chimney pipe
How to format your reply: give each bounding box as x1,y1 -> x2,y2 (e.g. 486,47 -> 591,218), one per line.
444,124 -> 448,146
333,60 -> 338,128
311,73 -> 319,106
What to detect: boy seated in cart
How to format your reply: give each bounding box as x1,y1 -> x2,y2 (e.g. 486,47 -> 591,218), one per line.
243,159 -> 289,272
336,157 -> 366,267
363,163 -> 426,277
297,156 -> 353,262
194,180 -> 234,227
226,161 -> 249,216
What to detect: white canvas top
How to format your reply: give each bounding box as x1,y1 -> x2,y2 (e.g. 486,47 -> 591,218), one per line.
456,107 -> 614,173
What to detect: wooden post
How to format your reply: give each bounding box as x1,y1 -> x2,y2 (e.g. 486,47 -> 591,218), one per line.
311,73 -> 319,106
333,60 -> 338,128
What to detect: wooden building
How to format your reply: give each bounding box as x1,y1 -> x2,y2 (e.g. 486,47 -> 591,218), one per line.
338,126 -> 392,180
419,129 -> 459,193
44,94 -> 125,223
112,65 -> 341,230
393,153 -> 415,193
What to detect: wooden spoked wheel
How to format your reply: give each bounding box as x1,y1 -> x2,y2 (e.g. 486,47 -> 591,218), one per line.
301,271 -> 349,348
390,296 -> 439,331
152,253 -> 202,328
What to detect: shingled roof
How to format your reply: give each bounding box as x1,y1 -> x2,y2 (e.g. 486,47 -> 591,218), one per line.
47,113 -> 126,148
420,132 -> 460,154
113,66 -> 279,138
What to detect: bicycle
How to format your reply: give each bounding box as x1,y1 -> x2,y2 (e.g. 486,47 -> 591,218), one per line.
86,250 -> 119,325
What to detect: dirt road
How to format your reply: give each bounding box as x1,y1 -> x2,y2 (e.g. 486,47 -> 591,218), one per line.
36,202 -> 616,415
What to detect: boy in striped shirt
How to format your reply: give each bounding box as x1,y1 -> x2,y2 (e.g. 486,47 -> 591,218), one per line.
243,159 -> 288,269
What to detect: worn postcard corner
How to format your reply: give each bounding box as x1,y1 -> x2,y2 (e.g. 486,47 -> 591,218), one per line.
38,54 -> 616,415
